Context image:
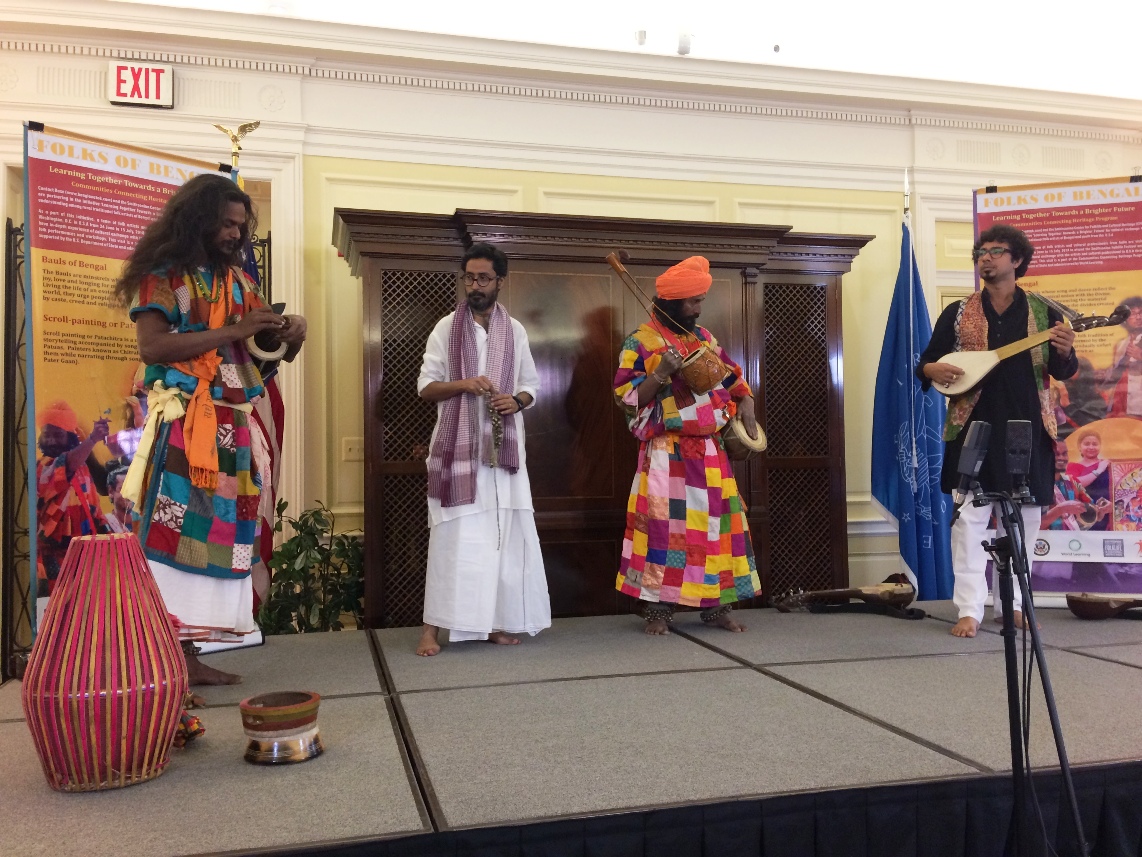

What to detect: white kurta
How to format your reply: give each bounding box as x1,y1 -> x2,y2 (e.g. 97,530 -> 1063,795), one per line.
417,310 -> 551,640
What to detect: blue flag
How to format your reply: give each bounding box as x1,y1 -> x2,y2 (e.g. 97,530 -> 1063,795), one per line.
871,222 -> 954,600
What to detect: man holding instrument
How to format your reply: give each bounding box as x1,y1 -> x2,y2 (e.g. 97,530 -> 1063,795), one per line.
613,255 -> 761,635
416,242 -> 550,657
917,224 -> 1076,638
115,174 -> 306,685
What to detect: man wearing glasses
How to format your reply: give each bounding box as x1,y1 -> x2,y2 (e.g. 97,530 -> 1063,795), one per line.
917,224 -> 1076,638
415,242 -> 551,656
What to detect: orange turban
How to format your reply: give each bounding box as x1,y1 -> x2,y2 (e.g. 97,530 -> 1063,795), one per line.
37,400 -> 79,435
655,256 -> 712,300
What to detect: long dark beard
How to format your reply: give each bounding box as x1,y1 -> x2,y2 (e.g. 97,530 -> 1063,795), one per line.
467,288 -> 499,314
208,243 -> 243,269
655,307 -> 698,333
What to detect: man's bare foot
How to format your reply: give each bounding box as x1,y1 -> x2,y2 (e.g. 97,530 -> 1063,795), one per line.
711,613 -> 746,632
185,653 -> 242,686
644,618 -> 670,636
487,631 -> 520,645
995,611 -> 1040,630
416,625 -> 441,657
951,617 -> 979,638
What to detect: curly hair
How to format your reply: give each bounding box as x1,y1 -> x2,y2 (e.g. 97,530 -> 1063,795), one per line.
112,173 -> 256,305
975,224 -> 1034,279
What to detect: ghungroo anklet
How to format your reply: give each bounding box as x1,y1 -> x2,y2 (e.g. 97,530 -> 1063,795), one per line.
700,605 -> 733,624
642,605 -> 675,624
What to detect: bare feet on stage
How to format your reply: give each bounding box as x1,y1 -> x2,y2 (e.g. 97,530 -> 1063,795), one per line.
950,617 -> 980,638
711,613 -> 746,632
185,653 -> 242,686
995,611 -> 1040,630
488,631 -> 520,646
644,618 -> 670,636
416,624 -> 441,657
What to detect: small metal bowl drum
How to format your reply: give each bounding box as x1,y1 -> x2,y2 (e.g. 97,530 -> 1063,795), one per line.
239,691 -> 323,765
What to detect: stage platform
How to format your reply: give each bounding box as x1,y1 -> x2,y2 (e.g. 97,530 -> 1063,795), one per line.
3,604 -> 1142,857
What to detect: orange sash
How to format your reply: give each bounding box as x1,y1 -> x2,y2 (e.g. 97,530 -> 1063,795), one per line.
175,268 -> 232,490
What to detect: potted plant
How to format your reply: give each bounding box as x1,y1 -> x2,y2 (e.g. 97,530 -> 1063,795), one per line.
256,500 -> 364,635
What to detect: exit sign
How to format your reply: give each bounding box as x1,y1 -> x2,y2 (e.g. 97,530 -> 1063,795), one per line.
107,62 -> 174,108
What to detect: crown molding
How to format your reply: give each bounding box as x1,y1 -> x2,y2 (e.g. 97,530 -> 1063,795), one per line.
3,0 -> 1142,137
4,36 -> 1141,148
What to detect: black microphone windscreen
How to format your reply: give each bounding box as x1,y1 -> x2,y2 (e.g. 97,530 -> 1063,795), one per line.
1006,420 -> 1033,476
956,421 -> 991,478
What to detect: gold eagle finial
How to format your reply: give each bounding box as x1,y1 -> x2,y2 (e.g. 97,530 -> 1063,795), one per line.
213,121 -> 261,168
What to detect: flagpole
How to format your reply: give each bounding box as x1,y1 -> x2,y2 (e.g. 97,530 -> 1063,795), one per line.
904,169 -> 919,491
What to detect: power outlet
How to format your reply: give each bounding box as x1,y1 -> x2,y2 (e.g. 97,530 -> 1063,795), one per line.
341,437 -> 365,461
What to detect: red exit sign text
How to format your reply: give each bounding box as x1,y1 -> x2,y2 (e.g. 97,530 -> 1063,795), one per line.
107,62 -> 174,108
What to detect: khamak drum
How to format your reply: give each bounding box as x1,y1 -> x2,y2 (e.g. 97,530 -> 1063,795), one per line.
247,301 -> 289,376
679,346 -> 728,395
720,414 -> 766,461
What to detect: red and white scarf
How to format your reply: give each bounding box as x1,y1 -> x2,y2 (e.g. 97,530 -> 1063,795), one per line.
426,302 -> 519,507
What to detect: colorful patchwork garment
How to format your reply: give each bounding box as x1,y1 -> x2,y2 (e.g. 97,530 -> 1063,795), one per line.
613,323 -> 761,606
129,265 -> 267,580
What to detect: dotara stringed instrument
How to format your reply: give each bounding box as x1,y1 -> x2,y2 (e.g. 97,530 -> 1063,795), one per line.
935,302 -> 1128,397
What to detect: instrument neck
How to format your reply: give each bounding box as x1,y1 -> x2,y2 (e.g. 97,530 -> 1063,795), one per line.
994,327 -> 1054,360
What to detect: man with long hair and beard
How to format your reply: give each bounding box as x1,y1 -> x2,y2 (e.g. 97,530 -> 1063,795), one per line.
115,173 -> 306,685
613,256 -> 762,635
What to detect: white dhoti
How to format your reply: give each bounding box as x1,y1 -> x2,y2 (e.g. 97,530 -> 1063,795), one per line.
423,505 -> 550,640
149,560 -> 256,643
951,491 -> 1040,624
418,308 -> 551,642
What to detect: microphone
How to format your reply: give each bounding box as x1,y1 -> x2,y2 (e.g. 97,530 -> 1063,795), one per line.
1005,420 -> 1032,476
951,421 -> 991,523
1006,420 -> 1033,502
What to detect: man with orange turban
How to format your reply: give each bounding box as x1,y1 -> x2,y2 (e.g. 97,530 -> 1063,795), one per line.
35,401 -> 111,592
613,256 -> 762,634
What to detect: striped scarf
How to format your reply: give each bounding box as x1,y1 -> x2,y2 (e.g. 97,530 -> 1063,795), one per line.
943,289 -> 1054,441
426,302 -> 519,508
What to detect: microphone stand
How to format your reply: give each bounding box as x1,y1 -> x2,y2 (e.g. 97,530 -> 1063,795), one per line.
973,482 -> 1088,856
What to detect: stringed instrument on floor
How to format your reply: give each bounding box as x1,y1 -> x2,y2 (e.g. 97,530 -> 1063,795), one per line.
773,581 -> 916,613
1065,592 -> 1142,620
935,304 -> 1129,397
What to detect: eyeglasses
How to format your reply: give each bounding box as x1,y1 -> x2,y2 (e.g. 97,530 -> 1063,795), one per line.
972,247 -> 1011,261
459,272 -> 501,287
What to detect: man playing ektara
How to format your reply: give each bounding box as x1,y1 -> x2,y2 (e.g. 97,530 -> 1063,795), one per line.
614,255 -> 762,635
416,242 -> 551,657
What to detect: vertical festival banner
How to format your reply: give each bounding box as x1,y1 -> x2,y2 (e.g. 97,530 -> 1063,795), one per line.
23,123 -> 227,619
976,177 -> 1142,597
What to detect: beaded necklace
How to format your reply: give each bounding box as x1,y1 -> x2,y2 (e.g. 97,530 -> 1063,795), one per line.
193,266 -> 223,303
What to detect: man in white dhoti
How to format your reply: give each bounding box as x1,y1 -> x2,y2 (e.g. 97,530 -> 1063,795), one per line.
415,242 -> 551,657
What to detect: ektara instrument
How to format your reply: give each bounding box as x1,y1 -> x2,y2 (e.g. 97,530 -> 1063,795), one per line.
604,252 -> 728,395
